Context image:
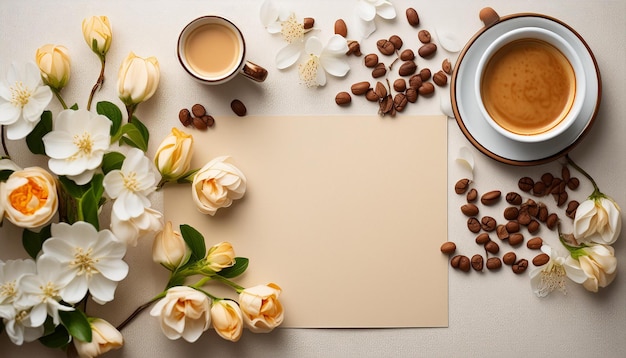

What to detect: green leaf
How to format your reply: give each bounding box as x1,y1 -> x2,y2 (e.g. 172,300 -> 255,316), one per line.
101,152 -> 125,175
39,323 -> 70,349
180,224 -> 207,263
70,103 -> 79,110
26,110 -> 53,155
96,101 -> 123,137
58,176 -> 86,198
131,116 -> 150,146
119,122 -> 148,151
77,174 -> 104,230
0,169 -> 13,181
217,257 -> 249,278
59,309 -> 92,343
22,224 -> 52,259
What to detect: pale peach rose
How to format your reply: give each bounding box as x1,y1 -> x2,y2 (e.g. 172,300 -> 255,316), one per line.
566,244 -> 617,292
152,221 -> 189,270
191,156 -> 246,216
35,44 -> 71,90
154,128 -> 194,182
73,318 -> 123,358
205,242 -> 236,272
149,286 -> 211,342
210,299 -> 244,342
1,167 -> 58,228
239,283 -> 284,333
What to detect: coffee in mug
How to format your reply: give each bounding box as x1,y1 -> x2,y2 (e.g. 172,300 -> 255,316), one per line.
178,16 -> 267,84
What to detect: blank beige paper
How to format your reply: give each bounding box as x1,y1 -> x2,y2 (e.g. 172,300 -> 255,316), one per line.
164,115 -> 448,328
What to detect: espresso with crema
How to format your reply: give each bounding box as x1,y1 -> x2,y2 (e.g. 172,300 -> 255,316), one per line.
185,23 -> 241,79
480,38 -> 576,136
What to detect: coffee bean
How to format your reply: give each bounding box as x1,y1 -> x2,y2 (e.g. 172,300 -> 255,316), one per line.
365,89 -> 379,102
505,192 -> 523,205
375,81 -> 387,98
467,217 -> 481,233
379,94 -> 394,116
334,19 -> 348,37
481,190 -> 502,206
566,200 -> 579,219
505,220 -> 520,233
406,7 -> 420,27
179,108 -> 192,126
481,216 -> 497,232
556,191 -> 568,207
393,78 -> 407,92
418,43 -> 437,58
527,220 -> 540,234
440,241 -> 456,255
202,115 -> 215,127
400,49 -> 415,61
433,70 -> 448,86
533,181 -> 547,196
523,199 -> 539,217
372,63 -> 387,78
458,255 -> 471,272
442,58 -> 452,75
567,177 -> 580,190
508,233 -> 524,246
388,35 -> 403,50
347,40 -> 361,57
518,177 -> 534,192
399,61 -> 417,76
393,93 -> 408,112
532,253 -> 550,266
517,210 -> 531,226
502,252 -> 517,265
230,99 -> 247,116
486,257 -> 502,270
418,82 -> 435,96
304,17 -> 315,30
512,259 -> 528,274
471,254 -> 484,271
408,74 -> 423,89
473,233 -> 488,245
466,188 -> 478,203
503,207 -> 519,220
191,103 -> 206,117
537,203 -> 549,222
419,68 -> 432,81
364,54 -> 379,68
351,81 -> 371,95
418,29 -> 431,43
562,165 -> 571,182
192,116 -> 207,130
454,178 -> 471,194
546,213 -> 559,230
548,178 -> 562,194
405,88 -> 418,103
335,92 -> 351,105
461,203 -> 479,216
527,237 -> 543,250
377,39 -> 395,55
541,172 -> 554,186
496,224 -> 509,240
450,255 -> 461,268
485,240 -> 499,254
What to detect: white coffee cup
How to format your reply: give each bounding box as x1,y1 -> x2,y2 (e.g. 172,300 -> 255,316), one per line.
177,16 -> 268,84
475,27 -> 585,143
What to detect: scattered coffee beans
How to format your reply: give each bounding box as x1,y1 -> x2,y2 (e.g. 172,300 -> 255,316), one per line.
418,29 -> 431,43
364,54 -> 379,68
466,188 -> 478,202
532,253 -> 550,266
351,81 -> 370,95
502,252 -> 517,265
471,254 -> 484,271
335,92 -> 351,105
418,43 -> 437,58
480,216 -> 497,232
467,217 -> 481,233
230,99 -> 247,116
475,233 -> 490,245
461,203 -> 479,217
455,178 -> 471,194
406,7 -> 420,26
334,19 -> 347,37
527,237 -> 543,250
486,257 -> 502,270
179,108 -> 192,127
192,103 -> 206,117
481,190 -> 502,206
512,259 -> 528,274
440,241 -> 456,255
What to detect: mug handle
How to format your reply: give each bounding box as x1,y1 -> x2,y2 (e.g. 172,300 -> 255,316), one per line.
479,7 -> 500,28
241,61 -> 268,82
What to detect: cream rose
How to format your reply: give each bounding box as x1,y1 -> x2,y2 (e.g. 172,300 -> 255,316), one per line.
152,221 -> 189,270
210,299 -> 244,342
567,244 -> 617,292
205,242 -> 236,272
149,286 -> 211,342
154,128 -> 194,182
117,51 -> 160,106
191,156 -> 246,216
73,318 -> 123,358
1,167 -> 58,228
239,283 -> 284,333
573,195 -> 622,245
35,44 -> 71,90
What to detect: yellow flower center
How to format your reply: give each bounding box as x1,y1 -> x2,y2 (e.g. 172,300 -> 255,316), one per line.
40,282 -> 59,301
8,178 -> 49,215
71,132 -> 94,160
298,54 -> 320,88
0,281 -> 17,300
280,14 -> 304,43
70,247 -> 99,277
123,171 -> 140,192
10,81 -> 32,108
538,263 -> 567,296
15,309 -> 29,323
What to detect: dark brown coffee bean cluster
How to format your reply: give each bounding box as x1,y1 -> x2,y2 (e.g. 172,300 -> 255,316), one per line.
335,7 -> 451,116
517,165 -> 580,217
179,103 -> 215,130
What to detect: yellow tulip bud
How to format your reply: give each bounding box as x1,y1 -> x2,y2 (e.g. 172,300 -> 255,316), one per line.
117,52 -> 160,106
152,221 -> 189,270
35,44 -> 71,91
154,128 -> 194,181
73,318 -> 123,357
82,16 -> 112,56
205,242 -> 236,272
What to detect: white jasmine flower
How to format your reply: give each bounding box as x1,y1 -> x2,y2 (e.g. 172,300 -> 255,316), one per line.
40,221 -> 129,305
103,147 -> 159,221
528,245 -> 586,297
299,35 -> 350,87
354,0 -> 396,38
17,256 -> 74,326
0,305 -> 44,345
260,0 -> 310,69
42,108 -> 111,185
0,62 -> 53,140
110,206 -> 163,247
0,259 -> 36,305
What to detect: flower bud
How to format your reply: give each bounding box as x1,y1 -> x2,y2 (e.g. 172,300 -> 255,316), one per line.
73,318 -> 123,358
154,128 -> 194,182
117,51 -> 160,106
205,242 -> 236,272
573,195 -> 622,245
152,221 -> 189,270
239,283 -> 284,333
210,299 -> 243,342
1,167 -> 58,228
35,44 -> 71,91
82,16 -> 112,56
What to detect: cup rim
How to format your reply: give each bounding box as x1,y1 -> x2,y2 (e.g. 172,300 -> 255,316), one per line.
177,15 -> 246,84
474,26 -> 586,143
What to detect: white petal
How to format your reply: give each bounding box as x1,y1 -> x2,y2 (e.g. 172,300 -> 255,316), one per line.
324,34 -> 349,55
320,56 -> 350,77
22,86 -> 52,122
266,22 -> 282,34
455,146 -> 475,179
259,0 -> 279,27
435,28 -> 463,53
62,277 -> 88,304
304,36 -> 324,57
96,259 -> 128,282
440,92 -> 454,118
103,171 -> 125,198
356,1 -> 376,21
22,62 -> 43,89
6,119 -> 37,140
376,2 -> 397,19
276,43 -> 303,69
42,131 -> 77,158
87,275 -> 117,304
0,102 -> 20,125
316,66 -> 327,87
67,169 -> 96,185
353,15 -> 376,39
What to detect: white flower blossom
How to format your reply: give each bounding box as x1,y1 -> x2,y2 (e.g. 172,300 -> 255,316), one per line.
354,0 -> 396,38
103,147 -> 159,221
0,62 -> 53,140
42,108 -> 111,185
573,194 -> 621,245
0,259 -> 36,306
110,206 -> 163,247
528,245 -> 586,297
0,305 -> 44,345
299,35 -> 350,87
40,221 -> 128,305
260,0 -> 310,69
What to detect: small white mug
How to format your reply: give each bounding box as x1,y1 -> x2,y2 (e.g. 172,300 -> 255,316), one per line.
177,16 -> 268,85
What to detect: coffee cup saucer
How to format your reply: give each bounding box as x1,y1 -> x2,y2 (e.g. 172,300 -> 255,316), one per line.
451,13 -> 601,166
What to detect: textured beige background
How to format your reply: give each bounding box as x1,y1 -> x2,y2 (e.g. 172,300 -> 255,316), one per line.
0,0 -> 624,357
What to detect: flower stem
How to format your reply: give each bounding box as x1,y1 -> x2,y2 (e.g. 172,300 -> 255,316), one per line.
565,154 -> 599,193
126,103 -> 138,124
116,293 -> 165,331
52,88 -> 68,110
214,275 -> 245,293
87,56 -> 106,111
1,125 -> 9,158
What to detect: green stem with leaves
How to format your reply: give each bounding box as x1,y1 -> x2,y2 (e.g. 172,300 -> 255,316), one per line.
116,292 -> 166,331
86,56 -> 106,111
214,275 -> 245,293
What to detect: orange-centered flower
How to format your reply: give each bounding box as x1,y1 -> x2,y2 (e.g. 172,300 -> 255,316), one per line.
8,177 -> 48,215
